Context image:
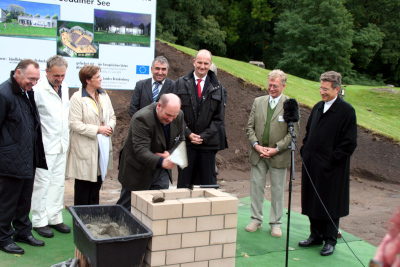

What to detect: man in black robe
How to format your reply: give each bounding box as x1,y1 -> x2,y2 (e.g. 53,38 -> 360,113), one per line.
299,71 -> 357,256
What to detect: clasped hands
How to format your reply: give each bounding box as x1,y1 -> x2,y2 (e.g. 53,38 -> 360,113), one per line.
255,144 -> 278,158
188,133 -> 203,145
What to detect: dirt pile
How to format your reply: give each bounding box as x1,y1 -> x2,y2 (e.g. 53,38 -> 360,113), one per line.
107,40 -> 400,184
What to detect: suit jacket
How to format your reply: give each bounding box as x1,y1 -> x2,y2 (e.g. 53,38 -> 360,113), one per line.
128,77 -> 175,116
118,102 -> 185,191
174,70 -> 224,150
301,96 -> 357,220
246,94 -> 300,168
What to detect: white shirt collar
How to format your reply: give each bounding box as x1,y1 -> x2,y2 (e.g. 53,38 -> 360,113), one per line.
194,73 -> 207,83
269,94 -> 282,104
323,96 -> 337,113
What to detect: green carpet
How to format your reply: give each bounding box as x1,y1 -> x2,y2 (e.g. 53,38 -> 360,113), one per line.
0,199 -> 377,266
236,196 -> 376,266
0,209 -> 75,267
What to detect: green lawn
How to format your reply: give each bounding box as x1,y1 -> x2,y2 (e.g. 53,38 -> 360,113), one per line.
65,22 -> 93,32
165,40 -> 400,142
0,23 -> 56,38
94,32 -> 150,46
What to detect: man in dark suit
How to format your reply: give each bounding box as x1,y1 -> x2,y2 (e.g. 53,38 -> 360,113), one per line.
117,94 -> 185,211
174,49 -> 225,188
128,56 -> 175,116
299,71 -> 357,256
0,59 -> 48,254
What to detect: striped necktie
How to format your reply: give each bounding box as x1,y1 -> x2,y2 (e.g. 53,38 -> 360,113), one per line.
153,82 -> 160,102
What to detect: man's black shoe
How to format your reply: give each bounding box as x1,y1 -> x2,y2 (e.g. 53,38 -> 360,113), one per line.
14,235 -> 45,246
298,237 -> 323,247
321,244 -> 335,256
50,223 -> 71,233
33,226 -> 54,238
0,242 -> 24,254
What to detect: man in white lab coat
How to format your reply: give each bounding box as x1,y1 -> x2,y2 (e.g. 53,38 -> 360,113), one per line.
31,55 -> 71,238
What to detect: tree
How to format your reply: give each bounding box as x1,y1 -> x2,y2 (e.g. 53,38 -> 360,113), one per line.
345,0 -> 400,85
45,14 -> 50,18
274,0 -> 354,81
34,14 -> 40,17
52,14 -> 58,19
7,4 -> 25,19
218,0 -> 275,62
156,0 -> 226,55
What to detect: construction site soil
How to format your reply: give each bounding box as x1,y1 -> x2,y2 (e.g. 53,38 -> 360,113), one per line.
65,40 -> 400,249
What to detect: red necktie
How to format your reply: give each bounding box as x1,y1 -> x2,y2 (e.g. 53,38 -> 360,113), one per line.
197,79 -> 202,99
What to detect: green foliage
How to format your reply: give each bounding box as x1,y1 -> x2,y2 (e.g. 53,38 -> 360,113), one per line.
7,4 -> 25,19
34,14 -> 40,17
352,24 -> 385,69
52,14 -> 58,19
156,0 -> 226,55
166,40 -> 400,141
45,15 -> 50,18
274,0 -> 354,81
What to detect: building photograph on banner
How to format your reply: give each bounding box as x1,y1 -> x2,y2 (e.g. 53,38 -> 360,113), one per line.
0,0 -> 156,90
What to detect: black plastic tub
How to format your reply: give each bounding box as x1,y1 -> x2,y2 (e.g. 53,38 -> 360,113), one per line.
69,205 -> 152,267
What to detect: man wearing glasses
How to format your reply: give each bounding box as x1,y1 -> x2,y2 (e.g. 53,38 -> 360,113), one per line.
0,59 -> 47,254
246,69 -> 299,238
299,71 -> 357,256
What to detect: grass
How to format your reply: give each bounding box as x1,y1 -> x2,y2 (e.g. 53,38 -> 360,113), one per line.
65,22 -> 93,32
94,32 -> 150,46
164,40 -> 400,142
0,22 -> 56,37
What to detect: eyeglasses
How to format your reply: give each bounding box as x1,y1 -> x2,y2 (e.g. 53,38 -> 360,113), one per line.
319,87 -> 332,92
21,72 -> 39,83
267,84 -> 281,89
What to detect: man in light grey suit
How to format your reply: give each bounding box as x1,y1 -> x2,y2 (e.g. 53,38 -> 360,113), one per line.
128,56 -> 175,116
117,94 -> 185,211
246,70 -> 299,237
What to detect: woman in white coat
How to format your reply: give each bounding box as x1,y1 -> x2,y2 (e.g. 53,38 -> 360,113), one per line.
66,65 -> 116,205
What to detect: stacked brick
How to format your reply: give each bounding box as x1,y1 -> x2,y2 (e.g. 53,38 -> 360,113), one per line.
130,188 -> 238,267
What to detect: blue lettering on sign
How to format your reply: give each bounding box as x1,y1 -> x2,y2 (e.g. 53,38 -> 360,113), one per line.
136,65 -> 149,74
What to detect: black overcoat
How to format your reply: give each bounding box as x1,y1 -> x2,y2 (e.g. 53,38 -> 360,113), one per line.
301,96 -> 357,220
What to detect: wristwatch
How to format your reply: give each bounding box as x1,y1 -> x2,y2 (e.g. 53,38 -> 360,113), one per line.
369,259 -> 384,267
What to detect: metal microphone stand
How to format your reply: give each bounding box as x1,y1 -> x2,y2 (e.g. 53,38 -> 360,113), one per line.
285,123 -> 296,267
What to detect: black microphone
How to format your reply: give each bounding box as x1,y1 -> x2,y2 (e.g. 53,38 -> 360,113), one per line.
283,98 -> 299,136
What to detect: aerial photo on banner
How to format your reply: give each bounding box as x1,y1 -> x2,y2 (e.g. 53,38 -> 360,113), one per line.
57,21 -> 99,58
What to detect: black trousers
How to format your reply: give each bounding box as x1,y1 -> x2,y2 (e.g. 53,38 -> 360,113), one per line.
74,176 -> 102,206
309,217 -> 340,246
117,169 -> 169,212
177,147 -> 217,188
0,176 -> 34,246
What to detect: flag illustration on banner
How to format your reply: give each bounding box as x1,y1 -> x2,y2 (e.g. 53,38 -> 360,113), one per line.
136,65 -> 150,74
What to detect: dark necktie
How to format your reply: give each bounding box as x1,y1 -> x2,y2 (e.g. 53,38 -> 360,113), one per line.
153,82 -> 160,102
197,79 -> 202,99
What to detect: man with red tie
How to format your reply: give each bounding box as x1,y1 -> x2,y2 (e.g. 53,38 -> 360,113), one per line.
174,49 -> 225,188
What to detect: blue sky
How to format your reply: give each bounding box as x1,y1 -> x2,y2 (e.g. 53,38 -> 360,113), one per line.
0,0 -> 60,18
95,9 -> 151,26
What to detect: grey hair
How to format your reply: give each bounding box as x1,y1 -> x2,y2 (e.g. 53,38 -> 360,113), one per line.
152,56 -> 169,68
46,55 -> 68,70
268,69 -> 287,85
320,71 -> 342,89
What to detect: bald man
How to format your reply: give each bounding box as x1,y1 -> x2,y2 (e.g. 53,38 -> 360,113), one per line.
117,94 -> 185,211
174,49 -> 225,188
